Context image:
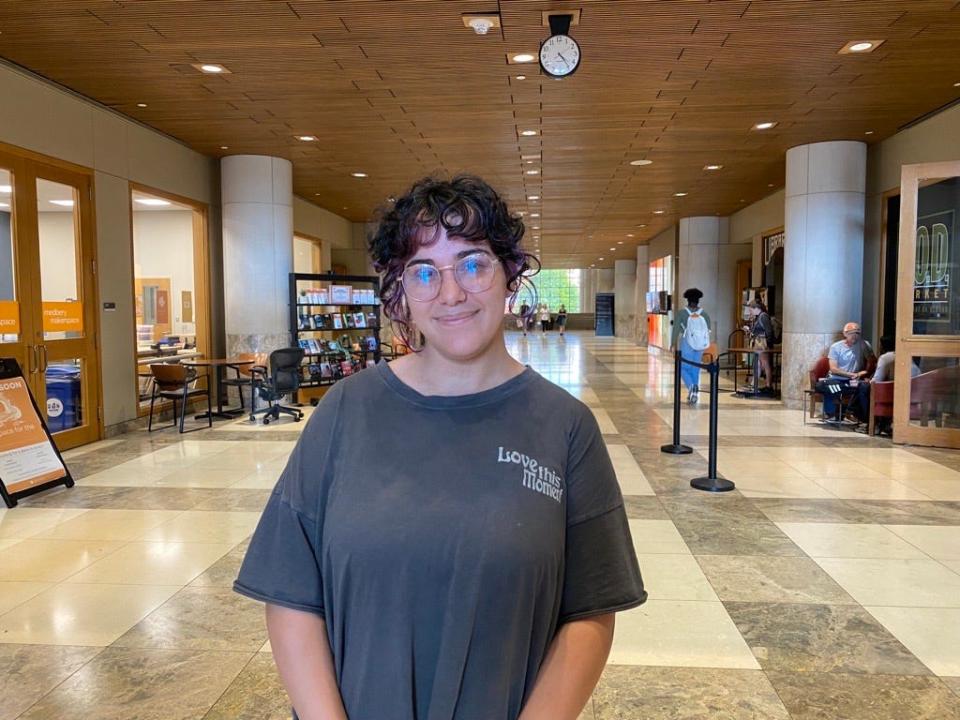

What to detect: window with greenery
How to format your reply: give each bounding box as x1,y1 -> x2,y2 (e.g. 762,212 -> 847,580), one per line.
531,269 -> 582,312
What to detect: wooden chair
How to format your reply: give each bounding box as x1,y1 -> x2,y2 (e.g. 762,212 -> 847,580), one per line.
804,356 -> 831,420
222,352 -> 268,410
148,363 -> 212,433
868,379 -> 895,435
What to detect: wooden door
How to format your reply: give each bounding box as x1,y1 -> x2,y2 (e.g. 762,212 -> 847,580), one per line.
893,160 -> 960,448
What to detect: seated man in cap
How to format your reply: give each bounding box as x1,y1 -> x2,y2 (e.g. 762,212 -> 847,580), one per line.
816,322 -> 874,423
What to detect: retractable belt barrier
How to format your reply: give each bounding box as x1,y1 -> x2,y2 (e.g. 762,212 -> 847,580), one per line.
659,350 -> 736,493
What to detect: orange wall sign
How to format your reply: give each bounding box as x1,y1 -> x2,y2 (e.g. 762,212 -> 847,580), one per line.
0,301 -> 20,335
42,302 -> 83,333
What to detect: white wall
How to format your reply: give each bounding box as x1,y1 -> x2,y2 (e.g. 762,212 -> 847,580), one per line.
648,225 -> 677,262
293,196 -> 358,273
0,60 -> 218,428
293,236 -> 319,274
729,189 -> 785,286
132,211 -> 196,336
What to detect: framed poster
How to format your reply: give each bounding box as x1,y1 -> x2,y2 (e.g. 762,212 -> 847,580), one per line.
0,358 -> 74,507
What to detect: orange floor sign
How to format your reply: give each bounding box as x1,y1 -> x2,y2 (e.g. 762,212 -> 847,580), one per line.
42,302 -> 83,334
0,359 -> 73,506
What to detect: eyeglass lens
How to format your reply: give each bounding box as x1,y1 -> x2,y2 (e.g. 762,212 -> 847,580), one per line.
403,252 -> 496,300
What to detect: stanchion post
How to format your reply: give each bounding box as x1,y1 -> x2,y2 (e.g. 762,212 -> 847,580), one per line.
691,359 -> 735,492
661,349 -> 693,455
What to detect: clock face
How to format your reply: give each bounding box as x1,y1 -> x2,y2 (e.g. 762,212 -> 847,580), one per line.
539,34 -> 580,78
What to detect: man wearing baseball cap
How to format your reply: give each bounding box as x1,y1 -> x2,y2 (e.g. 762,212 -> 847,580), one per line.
817,322 -> 874,422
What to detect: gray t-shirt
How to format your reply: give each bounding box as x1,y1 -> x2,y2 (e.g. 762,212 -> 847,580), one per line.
235,361 -> 646,720
828,339 -> 872,378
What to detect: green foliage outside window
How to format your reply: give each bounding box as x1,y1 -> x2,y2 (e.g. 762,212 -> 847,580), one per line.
532,269 -> 581,313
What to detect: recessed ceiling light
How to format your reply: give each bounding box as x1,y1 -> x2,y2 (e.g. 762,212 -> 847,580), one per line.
136,103 -> 147,108
636,224 -> 647,228
674,192 -> 688,197
704,164 -> 723,171
528,195 -> 539,200
511,53 -> 536,63
839,40 -> 884,54
526,169 -> 539,175
865,130 -> 874,135
342,206 -> 348,210
768,183 -> 775,187
517,211 -> 527,216
0,185 -> 11,193
627,233 -> 634,237
618,241 -> 624,244
532,226 -> 540,230
530,213 -> 540,217
515,75 -> 526,80
50,199 -> 74,207
609,247 -> 615,250
296,135 -> 317,142
653,210 -> 664,215
193,63 -> 230,74
135,198 -> 171,207
954,82 -> 960,87
599,257 -> 605,261
220,145 -> 229,150
753,121 -> 777,130
351,172 -> 368,178
521,154 -> 541,160
630,159 -> 653,166
520,129 -> 538,136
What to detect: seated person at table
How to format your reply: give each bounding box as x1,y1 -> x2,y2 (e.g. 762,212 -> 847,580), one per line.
857,335 -> 921,435
817,322 -> 873,422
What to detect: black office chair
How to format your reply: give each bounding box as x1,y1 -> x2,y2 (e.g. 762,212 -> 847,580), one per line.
249,348 -> 305,425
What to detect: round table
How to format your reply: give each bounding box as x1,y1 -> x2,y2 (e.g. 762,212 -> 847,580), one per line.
181,358 -> 256,420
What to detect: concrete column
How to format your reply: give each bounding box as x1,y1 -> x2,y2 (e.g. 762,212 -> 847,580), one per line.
678,216 -> 728,340
781,141 -> 867,405
634,246 -> 649,344
597,268 -> 615,293
221,155 -> 294,357
614,259 -> 637,338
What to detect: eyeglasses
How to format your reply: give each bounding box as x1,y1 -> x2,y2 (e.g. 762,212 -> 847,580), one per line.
402,251 -> 498,302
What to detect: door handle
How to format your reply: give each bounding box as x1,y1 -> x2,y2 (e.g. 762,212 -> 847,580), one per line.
27,345 -> 38,375
38,344 -> 48,373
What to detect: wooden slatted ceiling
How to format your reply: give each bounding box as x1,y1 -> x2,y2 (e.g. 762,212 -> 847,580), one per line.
0,1 -> 958,267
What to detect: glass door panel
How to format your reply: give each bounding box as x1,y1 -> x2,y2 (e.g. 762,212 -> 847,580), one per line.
36,178 -> 83,341
0,168 -> 21,345
894,161 -> 960,448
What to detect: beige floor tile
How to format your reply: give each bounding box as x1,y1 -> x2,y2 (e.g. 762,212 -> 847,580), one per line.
890,474 -> 960,501
66,541 -> 236,585
635,554 -> 718,601
814,557 -> 960,608
153,467 -> 246,488
943,560 -> 960,576
0,538 -> 21,551
0,581 -> 54,615
866,606 -> 960,676
141,511 -> 261,544
78,464 -> 172,487
629,519 -> 690,555
608,600 -> 759,669
591,407 -> 619,435
787,460 -> 889,480
884,526 -> 960,560
231,469 -> 282,489
33,509 -> 183,541
734,476 -> 836,499
606,445 -> 654,496
0,583 -> 180,645
0,538 -> 125,582
0,508 -> 89,539
776,523 -> 929,559
811,476 -> 932,501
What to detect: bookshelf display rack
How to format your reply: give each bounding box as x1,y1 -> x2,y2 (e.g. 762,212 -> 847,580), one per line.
289,272 -> 382,389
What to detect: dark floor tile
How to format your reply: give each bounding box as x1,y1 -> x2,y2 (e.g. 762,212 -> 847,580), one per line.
696,555 -> 855,604
750,498 -> 879,524
203,653 -> 291,720
190,550 -> 247,587
592,665 -> 789,719
113,586 -> 268,651
0,644 -> 102,720
622,495 -> 669,520
17,647 -> 252,720
192,489 -> 271,512
765,671 -> 960,719
841,500 -> 960,526
660,494 -> 769,524
725,602 -> 931,675
674,519 -> 804,556
943,677 -> 960,698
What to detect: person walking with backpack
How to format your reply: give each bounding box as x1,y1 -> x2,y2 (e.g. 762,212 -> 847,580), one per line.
672,288 -> 711,404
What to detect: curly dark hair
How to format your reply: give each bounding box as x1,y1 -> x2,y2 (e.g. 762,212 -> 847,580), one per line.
683,287 -> 704,305
368,175 -> 539,346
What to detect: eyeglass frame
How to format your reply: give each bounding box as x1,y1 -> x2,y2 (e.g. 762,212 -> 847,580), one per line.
400,250 -> 502,302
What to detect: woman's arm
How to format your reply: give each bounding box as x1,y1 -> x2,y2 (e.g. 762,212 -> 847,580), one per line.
518,613 -> 615,720
266,603 -> 348,720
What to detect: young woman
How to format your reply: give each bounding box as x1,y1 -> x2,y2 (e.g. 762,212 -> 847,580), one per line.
556,304 -> 568,336
671,288 -> 711,404
539,302 -> 551,334
235,175 -> 646,720
744,299 -> 775,394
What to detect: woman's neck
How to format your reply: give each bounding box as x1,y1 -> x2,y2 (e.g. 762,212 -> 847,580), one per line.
390,341 -> 525,396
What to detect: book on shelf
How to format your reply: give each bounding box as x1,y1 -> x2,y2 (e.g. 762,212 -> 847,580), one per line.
353,312 -> 366,328
320,361 -> 333,378
330,284 -> 352,304
344,313 -> 355,328
332,314 -> 343,329
297,339 -> 311,352
309,339 -> 323,354
340,360 -> 354,377
365,311 -> 378,327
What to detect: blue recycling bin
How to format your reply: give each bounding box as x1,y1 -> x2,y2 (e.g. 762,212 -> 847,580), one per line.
45,363 -> 82,432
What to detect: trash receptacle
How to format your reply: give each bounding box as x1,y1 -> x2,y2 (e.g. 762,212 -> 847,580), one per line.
45,364 -> 82,432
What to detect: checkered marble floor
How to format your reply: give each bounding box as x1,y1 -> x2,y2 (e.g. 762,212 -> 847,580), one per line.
1,331 -> 958,719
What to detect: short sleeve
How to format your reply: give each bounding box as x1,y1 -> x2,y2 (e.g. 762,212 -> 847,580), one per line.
233,384 -> 344,615
559,407 -> 647,623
